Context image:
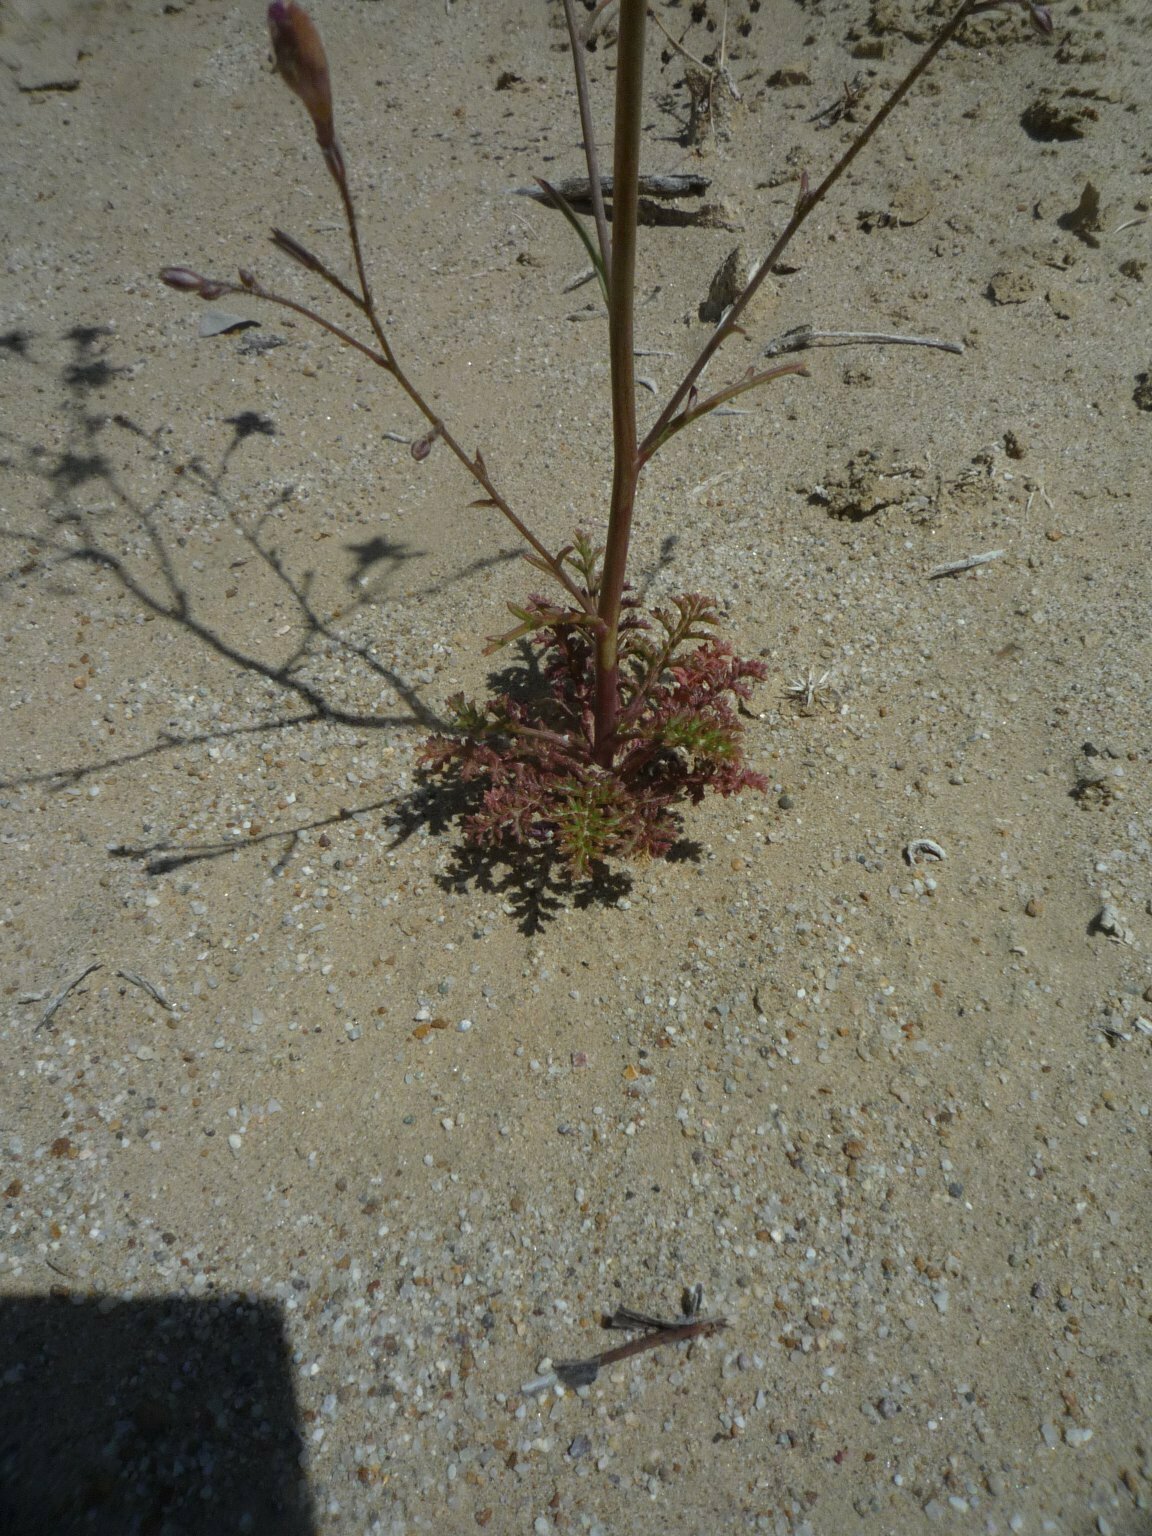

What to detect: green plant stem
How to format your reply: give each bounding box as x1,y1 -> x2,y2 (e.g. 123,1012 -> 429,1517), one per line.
642,0 -> 987,460
560,0 -> 612,283
594,0 -> 646,767
641,358 -> 809,462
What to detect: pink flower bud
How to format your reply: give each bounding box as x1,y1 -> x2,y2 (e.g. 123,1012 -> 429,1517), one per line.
268,2 -> 335,151
159,267 -> 230,300
1028,2 -> 1053,34
160,266 -> 207,291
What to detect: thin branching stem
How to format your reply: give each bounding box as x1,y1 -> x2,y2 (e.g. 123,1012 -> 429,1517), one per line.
642,0 -> 993,460
320,152 -> 597,617
561,0 -> 612,283
229,271 -> 593,614
641,359 -> 809,462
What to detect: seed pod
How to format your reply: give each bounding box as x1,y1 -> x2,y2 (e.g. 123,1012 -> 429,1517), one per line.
267,2 -> 335,152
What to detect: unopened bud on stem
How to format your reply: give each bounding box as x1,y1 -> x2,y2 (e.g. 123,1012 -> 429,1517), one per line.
411,423 -> 444,462
268,1 -> 336,152
160,266 -> 231,300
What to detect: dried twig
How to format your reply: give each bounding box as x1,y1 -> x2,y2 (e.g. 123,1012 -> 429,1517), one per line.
522,1287 -> 727,1395
516,171 -> 711,207
35,963 -> 102,1031
765,323 -> 964,357
116,969 -> 177,1010
928,548 -> 1005,579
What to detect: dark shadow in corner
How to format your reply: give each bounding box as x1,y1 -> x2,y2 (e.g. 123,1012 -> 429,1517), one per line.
0,1293 -> 315,1536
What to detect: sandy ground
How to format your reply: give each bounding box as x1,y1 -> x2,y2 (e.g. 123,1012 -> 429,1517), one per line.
2,0 -> 1150,1532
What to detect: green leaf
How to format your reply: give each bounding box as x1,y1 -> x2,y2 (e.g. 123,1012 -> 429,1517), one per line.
536,178 -> 609,307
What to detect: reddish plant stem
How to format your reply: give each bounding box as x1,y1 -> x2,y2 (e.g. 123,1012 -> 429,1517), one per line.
593,0 -> 646,768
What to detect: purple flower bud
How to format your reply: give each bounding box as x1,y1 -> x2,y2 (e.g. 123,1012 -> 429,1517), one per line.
268,2 -> 336,152
159,267 -> 230,300
1028,2 -> 1053,34
160,266 -> 207,291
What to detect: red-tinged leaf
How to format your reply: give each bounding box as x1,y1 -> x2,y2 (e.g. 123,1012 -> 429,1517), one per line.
523,550 -> 567,576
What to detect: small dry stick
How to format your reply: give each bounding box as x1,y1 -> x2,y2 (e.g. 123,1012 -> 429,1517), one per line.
928,548 -> 1005,579
116,969 -> 176,1010
516,172 -> 712,207
523,1288 -> 728,1394
35,962 -> 102,1031
764,324 -> 964,357
647,3 -> 742,103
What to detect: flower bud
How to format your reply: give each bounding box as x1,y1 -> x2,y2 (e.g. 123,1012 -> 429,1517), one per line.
1027,2 -> 1053,33
268,2 -> 335,151
159,267 -> 230,300
160,266 -> 207,291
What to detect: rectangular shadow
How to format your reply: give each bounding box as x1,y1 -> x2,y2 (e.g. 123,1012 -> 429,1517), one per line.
0,1293 -> 316,1536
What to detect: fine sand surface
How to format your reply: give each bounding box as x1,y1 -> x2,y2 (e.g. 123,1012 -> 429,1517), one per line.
1,1 -> 1150,1532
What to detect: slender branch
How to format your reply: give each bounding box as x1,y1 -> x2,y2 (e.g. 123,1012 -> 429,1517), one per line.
234,276 -> 392,366
641,359 -> 809,461
646,5 -> 709,73
205,271 -> 593,614
315,144 -> 596,615
328,149 -> 383,339
641,0 -> 994,460
562,0 -> 612,284
270,227 -> 366,311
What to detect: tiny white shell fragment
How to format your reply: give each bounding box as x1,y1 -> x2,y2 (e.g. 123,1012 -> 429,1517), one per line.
521,1371 -> 558,1397
905,838 -> 947,866
198,310 -> 258,337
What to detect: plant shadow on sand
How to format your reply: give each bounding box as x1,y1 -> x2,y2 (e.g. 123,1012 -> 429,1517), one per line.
0,324 -> 706,925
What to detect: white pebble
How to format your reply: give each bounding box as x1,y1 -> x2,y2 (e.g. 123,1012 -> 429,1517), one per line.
1064,1425 -> 1093,1448
227,1133 -> 242,1154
